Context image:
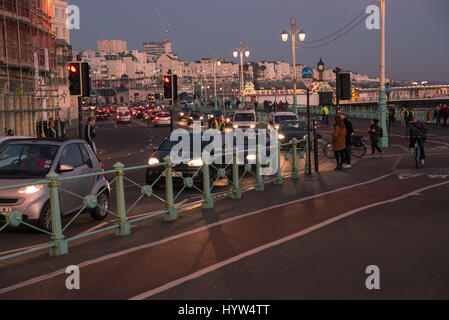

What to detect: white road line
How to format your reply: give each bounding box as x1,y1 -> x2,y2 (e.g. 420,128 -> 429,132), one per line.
130,177 -> 449,300
0,173 -> 391,295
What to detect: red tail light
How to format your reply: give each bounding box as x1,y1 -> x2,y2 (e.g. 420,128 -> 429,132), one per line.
101,163 -> 105,177
169,116 -> 172,120
116,115 -> 119,119
155,116 -> 160,120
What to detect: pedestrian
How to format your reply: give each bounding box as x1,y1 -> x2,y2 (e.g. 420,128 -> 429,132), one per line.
400,107 -> 405,127
368,118 -> 383,159
84,116 -> 97,154
388,106 -> 396,128
320,105 -> 329,126
339,113 -> 353,169
47,120 -> 57,138
441,104 -> 449,128
407,116 -> 427,165
434,106 -> 441,126
332,116 -> 347,170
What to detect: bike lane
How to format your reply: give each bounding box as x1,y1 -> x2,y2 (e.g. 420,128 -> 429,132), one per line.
1,174 -> 448,299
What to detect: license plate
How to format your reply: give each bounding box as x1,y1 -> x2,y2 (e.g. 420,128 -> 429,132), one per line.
0,207 -> 11,214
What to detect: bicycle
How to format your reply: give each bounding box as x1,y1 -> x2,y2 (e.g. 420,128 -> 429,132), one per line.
322,135 -> 367,159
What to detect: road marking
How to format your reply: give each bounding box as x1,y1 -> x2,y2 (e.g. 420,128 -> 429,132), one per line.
0,173 -> 391,296
391,134 -> 449,146
129,177 -> 449,300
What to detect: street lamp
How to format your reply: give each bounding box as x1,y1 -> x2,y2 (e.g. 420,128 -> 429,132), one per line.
378,0 -> 388,147
233,40 -> 250,105
212,53 -> 221,109
281,17 -> 306,116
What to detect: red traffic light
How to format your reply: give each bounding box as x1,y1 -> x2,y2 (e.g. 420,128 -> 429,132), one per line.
68,64 -> 78,73
163,76 -> 171,83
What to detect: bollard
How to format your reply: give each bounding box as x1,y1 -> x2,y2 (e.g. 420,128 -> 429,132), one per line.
163,156 -> 177,221
231,147 -> 242,199
202,156 -> 214,209
255,143 -> 264,191
114,162 -> 130,236
291,138 -> 299,179
47,172 -> 68,256
275,140 -> 283,184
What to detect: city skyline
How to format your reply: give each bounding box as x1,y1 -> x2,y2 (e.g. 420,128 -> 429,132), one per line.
69,0 -> 449,82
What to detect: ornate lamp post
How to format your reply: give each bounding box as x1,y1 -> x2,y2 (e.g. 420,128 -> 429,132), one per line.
233,40 -> 250,105
281,18 -> 306,116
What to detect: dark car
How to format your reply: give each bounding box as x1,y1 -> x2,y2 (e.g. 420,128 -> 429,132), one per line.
178,106 -> 192,120
276,120 -> 308,149
95,109 -> 109,120
224,112 -> 235,127
146,129 -> 275,187
187,111 -> 206,126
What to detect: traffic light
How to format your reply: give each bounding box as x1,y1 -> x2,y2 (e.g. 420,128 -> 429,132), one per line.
163,75 -> 172,100
68,62 -> 81,95
337,73 -> 351,100
81,62 -> 91,97
172,75 -> 178,102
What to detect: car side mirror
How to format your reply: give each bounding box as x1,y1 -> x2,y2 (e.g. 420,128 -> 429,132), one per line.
59,164 -> 74,172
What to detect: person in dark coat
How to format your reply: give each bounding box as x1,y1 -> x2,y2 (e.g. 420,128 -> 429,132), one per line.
339,113 -> 353,168
84,116 -> 97,154
368,118 -> 383,159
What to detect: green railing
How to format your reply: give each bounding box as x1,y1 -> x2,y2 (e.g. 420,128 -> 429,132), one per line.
0,138 -> 309,262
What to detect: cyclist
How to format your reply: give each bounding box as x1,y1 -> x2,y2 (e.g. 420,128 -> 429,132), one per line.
407,116 -> 427,165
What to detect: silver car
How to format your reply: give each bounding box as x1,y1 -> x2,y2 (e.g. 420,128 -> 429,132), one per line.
0,139 -> 110,231
154,111 -> 171,127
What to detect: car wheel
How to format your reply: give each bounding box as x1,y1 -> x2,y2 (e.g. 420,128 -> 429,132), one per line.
38,201 -> 52,232
90,193 -> 109,220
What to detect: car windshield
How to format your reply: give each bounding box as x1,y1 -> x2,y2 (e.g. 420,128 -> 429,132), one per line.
279,121 -> 308,131
234,113 -> 255,122
274,115 -> 297,123
0,143 -> 59,179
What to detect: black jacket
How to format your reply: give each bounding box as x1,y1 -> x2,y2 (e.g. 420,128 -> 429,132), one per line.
84,123 -> 96,143
408,121 -> 427,138
343,118 -> 354,144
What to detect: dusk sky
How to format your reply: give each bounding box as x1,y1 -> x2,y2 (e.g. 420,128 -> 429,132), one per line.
69,0 -> 449,82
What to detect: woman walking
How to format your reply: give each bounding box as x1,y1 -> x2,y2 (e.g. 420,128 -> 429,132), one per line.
368,118 -> 383,159
332,116 -> 347,170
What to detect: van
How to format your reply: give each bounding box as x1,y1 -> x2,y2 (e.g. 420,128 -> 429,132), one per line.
233,109 -> 257,129
268,111 -> 297,130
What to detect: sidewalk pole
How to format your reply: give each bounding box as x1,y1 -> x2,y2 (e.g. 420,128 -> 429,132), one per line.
313,119 -> 319,172
275,140 -> 283,184
163,156 -> 177,221
231,147 -> 242,199
255,143 -> 264,191
114,162 -> 130,236
47,172 -> 68,256
202,156 -> 214,209
291,138 -> 299,179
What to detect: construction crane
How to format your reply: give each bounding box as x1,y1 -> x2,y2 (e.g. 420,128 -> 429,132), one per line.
154,9 -> 170,42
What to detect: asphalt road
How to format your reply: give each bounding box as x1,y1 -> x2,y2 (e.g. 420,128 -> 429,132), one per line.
1,113 -> 448,299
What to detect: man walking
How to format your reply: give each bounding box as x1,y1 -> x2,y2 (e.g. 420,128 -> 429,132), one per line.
84,116 -> 97,154
48,120 -> 57,138
340,113 -> 354,168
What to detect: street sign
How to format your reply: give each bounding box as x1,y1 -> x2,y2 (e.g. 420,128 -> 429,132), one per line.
302,66 -> 313,78
302,78 -> 313,90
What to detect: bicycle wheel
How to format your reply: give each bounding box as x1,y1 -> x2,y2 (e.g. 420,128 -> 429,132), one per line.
351,143 -> 367,158
323,143 -> 333,159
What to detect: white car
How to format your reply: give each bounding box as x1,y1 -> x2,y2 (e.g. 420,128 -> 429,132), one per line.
154,112 -> 171,127
268,111 -> 298,130
116,106 -> 131,124
232,109 -> 257,129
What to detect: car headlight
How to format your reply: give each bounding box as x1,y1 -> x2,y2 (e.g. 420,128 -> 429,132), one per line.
188,159 -> 203,167
200,116 -> 204,120
274,125 -> 280,130
18,185 -> 44,194
278,133 -> 285,140
226,118 -> 230,122
303,135 -> 307,140
250,124 -> 256,129
180,112 -> 184,116
148,157 -> 160,165
233,124 -> 238,129
246,154 -> 257,161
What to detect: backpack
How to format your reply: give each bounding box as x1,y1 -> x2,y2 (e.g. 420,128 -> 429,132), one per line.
377,126 -> 383,137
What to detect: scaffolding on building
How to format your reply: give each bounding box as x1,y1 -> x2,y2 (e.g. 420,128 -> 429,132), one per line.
0,0 -> 65,137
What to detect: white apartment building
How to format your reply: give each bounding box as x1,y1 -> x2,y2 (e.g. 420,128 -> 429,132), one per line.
53,0 -> 70,43
143,41 -> 172,60
274,61 -> 291,80
97,40 -> 127,54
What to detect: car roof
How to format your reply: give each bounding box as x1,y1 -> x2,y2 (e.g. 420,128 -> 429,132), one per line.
6,138 -> 87,146
270,112 -> 296,116
234,109 -> 255,114
0,136 -> 34,143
